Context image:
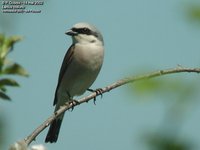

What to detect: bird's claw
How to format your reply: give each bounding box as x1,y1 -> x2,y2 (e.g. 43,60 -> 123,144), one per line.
87,88 -> 103,105
69,100 -> 80,111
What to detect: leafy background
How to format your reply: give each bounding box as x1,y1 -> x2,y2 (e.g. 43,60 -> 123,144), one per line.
0,34 -> 28,100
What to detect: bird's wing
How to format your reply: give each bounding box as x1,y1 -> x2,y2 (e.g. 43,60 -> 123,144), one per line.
53,44 -> 75,105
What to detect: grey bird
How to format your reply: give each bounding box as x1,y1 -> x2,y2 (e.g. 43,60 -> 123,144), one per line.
45,22 -> 104,143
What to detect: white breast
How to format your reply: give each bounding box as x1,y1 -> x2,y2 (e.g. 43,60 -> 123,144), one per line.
58,42 -> 104,99
74,43 -> 104,71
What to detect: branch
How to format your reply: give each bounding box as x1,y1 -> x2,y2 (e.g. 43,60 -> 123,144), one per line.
23,66 -> 200,145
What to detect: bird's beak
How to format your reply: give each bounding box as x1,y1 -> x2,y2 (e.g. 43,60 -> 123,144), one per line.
65,29 -> 78,36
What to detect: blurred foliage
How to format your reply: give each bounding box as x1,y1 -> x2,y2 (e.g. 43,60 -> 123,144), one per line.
0,34 -> 29,101
130,77 -> 198,103
187,5 -> 200,22
143,132 -> 193,150
129,76 -> 199,150
0,117 -> 5,150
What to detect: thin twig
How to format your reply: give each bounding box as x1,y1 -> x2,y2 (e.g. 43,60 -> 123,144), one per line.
23,66 -> 200,145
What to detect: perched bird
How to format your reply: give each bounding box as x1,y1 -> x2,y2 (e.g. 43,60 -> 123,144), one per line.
45,22 -> 104,143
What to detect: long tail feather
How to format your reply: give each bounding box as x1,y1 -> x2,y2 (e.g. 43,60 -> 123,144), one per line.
45,114 -> 64,143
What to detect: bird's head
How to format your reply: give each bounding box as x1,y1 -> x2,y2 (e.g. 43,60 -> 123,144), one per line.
65,22 -> 104,45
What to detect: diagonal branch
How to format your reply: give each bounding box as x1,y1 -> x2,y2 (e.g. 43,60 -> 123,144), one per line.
23,66 -> 200,145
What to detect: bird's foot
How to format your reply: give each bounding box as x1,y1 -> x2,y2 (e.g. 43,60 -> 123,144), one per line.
69,100 -> 80,111
87,88 -> 103,105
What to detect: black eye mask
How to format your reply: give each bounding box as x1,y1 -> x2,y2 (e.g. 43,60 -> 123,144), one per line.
71,27 -> 98,38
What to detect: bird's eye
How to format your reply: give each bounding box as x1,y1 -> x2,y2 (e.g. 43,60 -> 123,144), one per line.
72,27 -> 91,35
82,28 -> 90,34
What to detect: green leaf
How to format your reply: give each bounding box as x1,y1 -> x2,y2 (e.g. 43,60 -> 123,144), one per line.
0,34 -> 5,46
0,91 -> 11,100
0,87 -> 6,92
0,35 -> 22,59
2,63 -> 29,77
0,78 -> 19,87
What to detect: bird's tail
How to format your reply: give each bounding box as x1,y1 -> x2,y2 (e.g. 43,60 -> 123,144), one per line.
45,113 -> 64,143
45,92 -> 70,143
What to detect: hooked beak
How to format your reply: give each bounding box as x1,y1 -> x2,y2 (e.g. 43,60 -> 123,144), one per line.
65,29 -> 78,36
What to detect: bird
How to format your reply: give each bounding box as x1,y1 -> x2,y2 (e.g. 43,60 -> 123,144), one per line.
45,22 -> 104,143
